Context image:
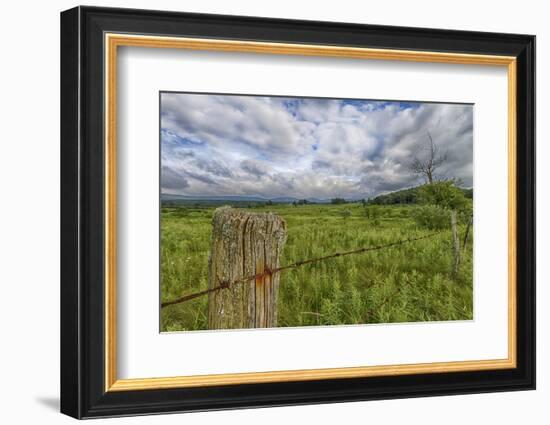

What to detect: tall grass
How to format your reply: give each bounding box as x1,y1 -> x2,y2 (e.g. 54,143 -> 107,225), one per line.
160,203 -> 473,332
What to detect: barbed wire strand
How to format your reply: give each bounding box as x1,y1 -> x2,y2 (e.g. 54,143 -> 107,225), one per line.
161,230 -> 445,308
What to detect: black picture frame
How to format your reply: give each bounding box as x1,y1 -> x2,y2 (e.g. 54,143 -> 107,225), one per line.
61,5 -> 535,419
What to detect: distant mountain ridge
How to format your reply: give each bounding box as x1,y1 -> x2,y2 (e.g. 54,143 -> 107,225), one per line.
161,185 -> 473,206
161,193 -> 333,204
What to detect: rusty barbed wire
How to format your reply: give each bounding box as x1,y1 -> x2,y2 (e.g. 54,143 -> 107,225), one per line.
161,230 -> 446,308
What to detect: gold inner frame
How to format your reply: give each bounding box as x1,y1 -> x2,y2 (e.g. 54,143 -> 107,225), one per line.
104,33 -> 517,392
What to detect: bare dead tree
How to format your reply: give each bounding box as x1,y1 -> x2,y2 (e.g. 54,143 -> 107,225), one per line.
410,131 -> 447,184
410,132 -> 461,276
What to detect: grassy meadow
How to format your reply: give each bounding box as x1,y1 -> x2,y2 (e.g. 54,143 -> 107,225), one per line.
160,202 -> 473,332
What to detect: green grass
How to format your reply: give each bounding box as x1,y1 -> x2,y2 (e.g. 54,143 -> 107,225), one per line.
160,203 -> 473,332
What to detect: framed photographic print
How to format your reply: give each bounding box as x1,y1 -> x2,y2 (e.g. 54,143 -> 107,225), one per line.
60,6 -> 536,419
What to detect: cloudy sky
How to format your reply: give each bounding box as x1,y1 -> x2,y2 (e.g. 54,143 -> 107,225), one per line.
160,92 -> 473,200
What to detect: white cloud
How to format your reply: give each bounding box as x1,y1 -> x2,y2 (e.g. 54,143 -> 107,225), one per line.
160,93 -> 473,199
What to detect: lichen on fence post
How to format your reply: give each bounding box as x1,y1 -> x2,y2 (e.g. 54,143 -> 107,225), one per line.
207,206 -> 287,329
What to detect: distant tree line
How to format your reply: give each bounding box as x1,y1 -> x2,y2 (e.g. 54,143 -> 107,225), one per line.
330,197 -> 347,205
292,199 -> 310,206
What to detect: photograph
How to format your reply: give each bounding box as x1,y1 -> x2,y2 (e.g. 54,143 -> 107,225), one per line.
57,5 -> 536,418
159,92 -> 474,332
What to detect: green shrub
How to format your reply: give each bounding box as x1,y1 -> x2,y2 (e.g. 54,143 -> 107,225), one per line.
411,205 -> 450,230
365,205 -> 380,219
417,181 -> 467,211
340,209 -> 352,220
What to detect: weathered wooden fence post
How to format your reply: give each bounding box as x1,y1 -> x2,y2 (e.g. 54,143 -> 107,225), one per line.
208,206 -> 287,329
450,209 -> 461,275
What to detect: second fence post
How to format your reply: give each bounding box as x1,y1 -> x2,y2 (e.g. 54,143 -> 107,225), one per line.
451,209 -> 461,275
208,206 -> 287,330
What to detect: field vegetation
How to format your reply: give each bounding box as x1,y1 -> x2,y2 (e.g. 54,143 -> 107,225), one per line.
160,194 -> 473,332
